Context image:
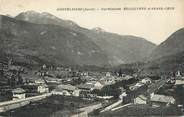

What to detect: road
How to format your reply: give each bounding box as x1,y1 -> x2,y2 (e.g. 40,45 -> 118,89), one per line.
0,93 -> 52,112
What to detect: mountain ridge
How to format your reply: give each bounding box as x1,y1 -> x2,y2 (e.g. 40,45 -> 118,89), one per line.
15,11 -> 156,65
0,15 -> 109,66
141,27 -> 184,76
150,28 -> 184,60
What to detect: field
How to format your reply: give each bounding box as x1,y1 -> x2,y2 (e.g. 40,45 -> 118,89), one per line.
0,95 -> 100,117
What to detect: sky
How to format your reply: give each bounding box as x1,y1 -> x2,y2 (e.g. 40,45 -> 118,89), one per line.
0,0 -> 184,45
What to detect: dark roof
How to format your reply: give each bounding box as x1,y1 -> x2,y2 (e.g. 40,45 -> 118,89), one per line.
20,74 -> 40,79
22,84 -> 48,89
57,84 -> 76,91
76,84 -> 94,90
12,88 -> 25,93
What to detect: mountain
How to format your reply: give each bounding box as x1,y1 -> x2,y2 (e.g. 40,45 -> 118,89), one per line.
15,11 -> 80,30
15,11 -> 156,65
0,15 -> 109,66
141,50 -> 184,77
150,28 -> 184,60
80,30 -> 156,65
141,28 -> 184,76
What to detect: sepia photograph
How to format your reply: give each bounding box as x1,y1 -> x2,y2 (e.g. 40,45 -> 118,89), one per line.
0,0 -> 184,116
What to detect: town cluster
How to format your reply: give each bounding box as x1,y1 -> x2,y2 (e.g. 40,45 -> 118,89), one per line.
0,59 -> 184,116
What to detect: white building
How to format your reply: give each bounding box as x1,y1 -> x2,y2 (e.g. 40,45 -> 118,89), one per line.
52,84 -> 80,97
22,84 -> 49,94
134,95 -> 147,104
119,92 -> 127,102
150,94 -> 175,107
86,81 -> 104,90
34,79 -> 45,84
141,78 -> 152,85
106,72 -> 111,77
100,77 -> 116,85
12,88 -> 26,100
37,84 -> 49,93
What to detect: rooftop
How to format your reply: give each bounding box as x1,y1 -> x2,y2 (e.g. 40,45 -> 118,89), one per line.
12,88 -> 25,94
137,95 -> 148,101
76,84 -> 94,90
151,94 -> 175,103
57,84 -> 77,91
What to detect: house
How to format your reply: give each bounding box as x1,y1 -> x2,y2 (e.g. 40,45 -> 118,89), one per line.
80,72 -> 88,76
20,73 -> 46,85
76,84 -> 99,98
129,85 -> 140,91
118,86 -> 127,102
86,81 -> 104,90
42,64 -> 46,69
150,94 -> 175,107
124,75 -> 134,80
76,84 -> 94,92
100,77 -> 116,85
175,79 -> 184,85
119,92 -> 127,102
34,79 -> 45,84
12,88 -> 26,100
37,84 -> 49,93
22,84 -> 49,94
106,72 -> 111,77
141,77 -> 152,85
44,76 -> 62,84
8,65 -> 23,72
175,70 -> 182,77
135,82 -> 145,87
97,96 -> 113,100
134,95 -> 148,104
114,77 -> 122,82
175,71 -> 184,84
52,84 -> 80,96
119,87 -> 126,93
169,76 -> 176,84
129,81 -> 146,91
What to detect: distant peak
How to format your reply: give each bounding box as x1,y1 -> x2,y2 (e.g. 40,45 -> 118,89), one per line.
92,27 -> 106,33
66,20 -> 78,26
23,10 -> 39,15
17,11 -> 54,17
15,10 -> 79,28
16,11 -> 57,20
41,12 -> 53,16
6,14 -> 13,18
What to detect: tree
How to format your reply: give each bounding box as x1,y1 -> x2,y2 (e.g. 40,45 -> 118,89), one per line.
0,63 -> 4,76
93,109 -> 100,116
98,85 -> 121,99
118,68 -> 123,77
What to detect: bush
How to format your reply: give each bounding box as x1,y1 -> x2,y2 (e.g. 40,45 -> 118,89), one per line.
93,109 -> 100,116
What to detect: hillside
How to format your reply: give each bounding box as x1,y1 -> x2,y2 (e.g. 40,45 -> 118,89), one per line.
0,15 -> 109,66
80,29 -> 156,65
15,11 -> 156,65
142,28 -> 184,76
15,11 -> 80,30
150,28 -> 184,60
142,51 -> 184,76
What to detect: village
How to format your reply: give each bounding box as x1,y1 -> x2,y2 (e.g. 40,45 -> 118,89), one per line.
0,59 -> 184,117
